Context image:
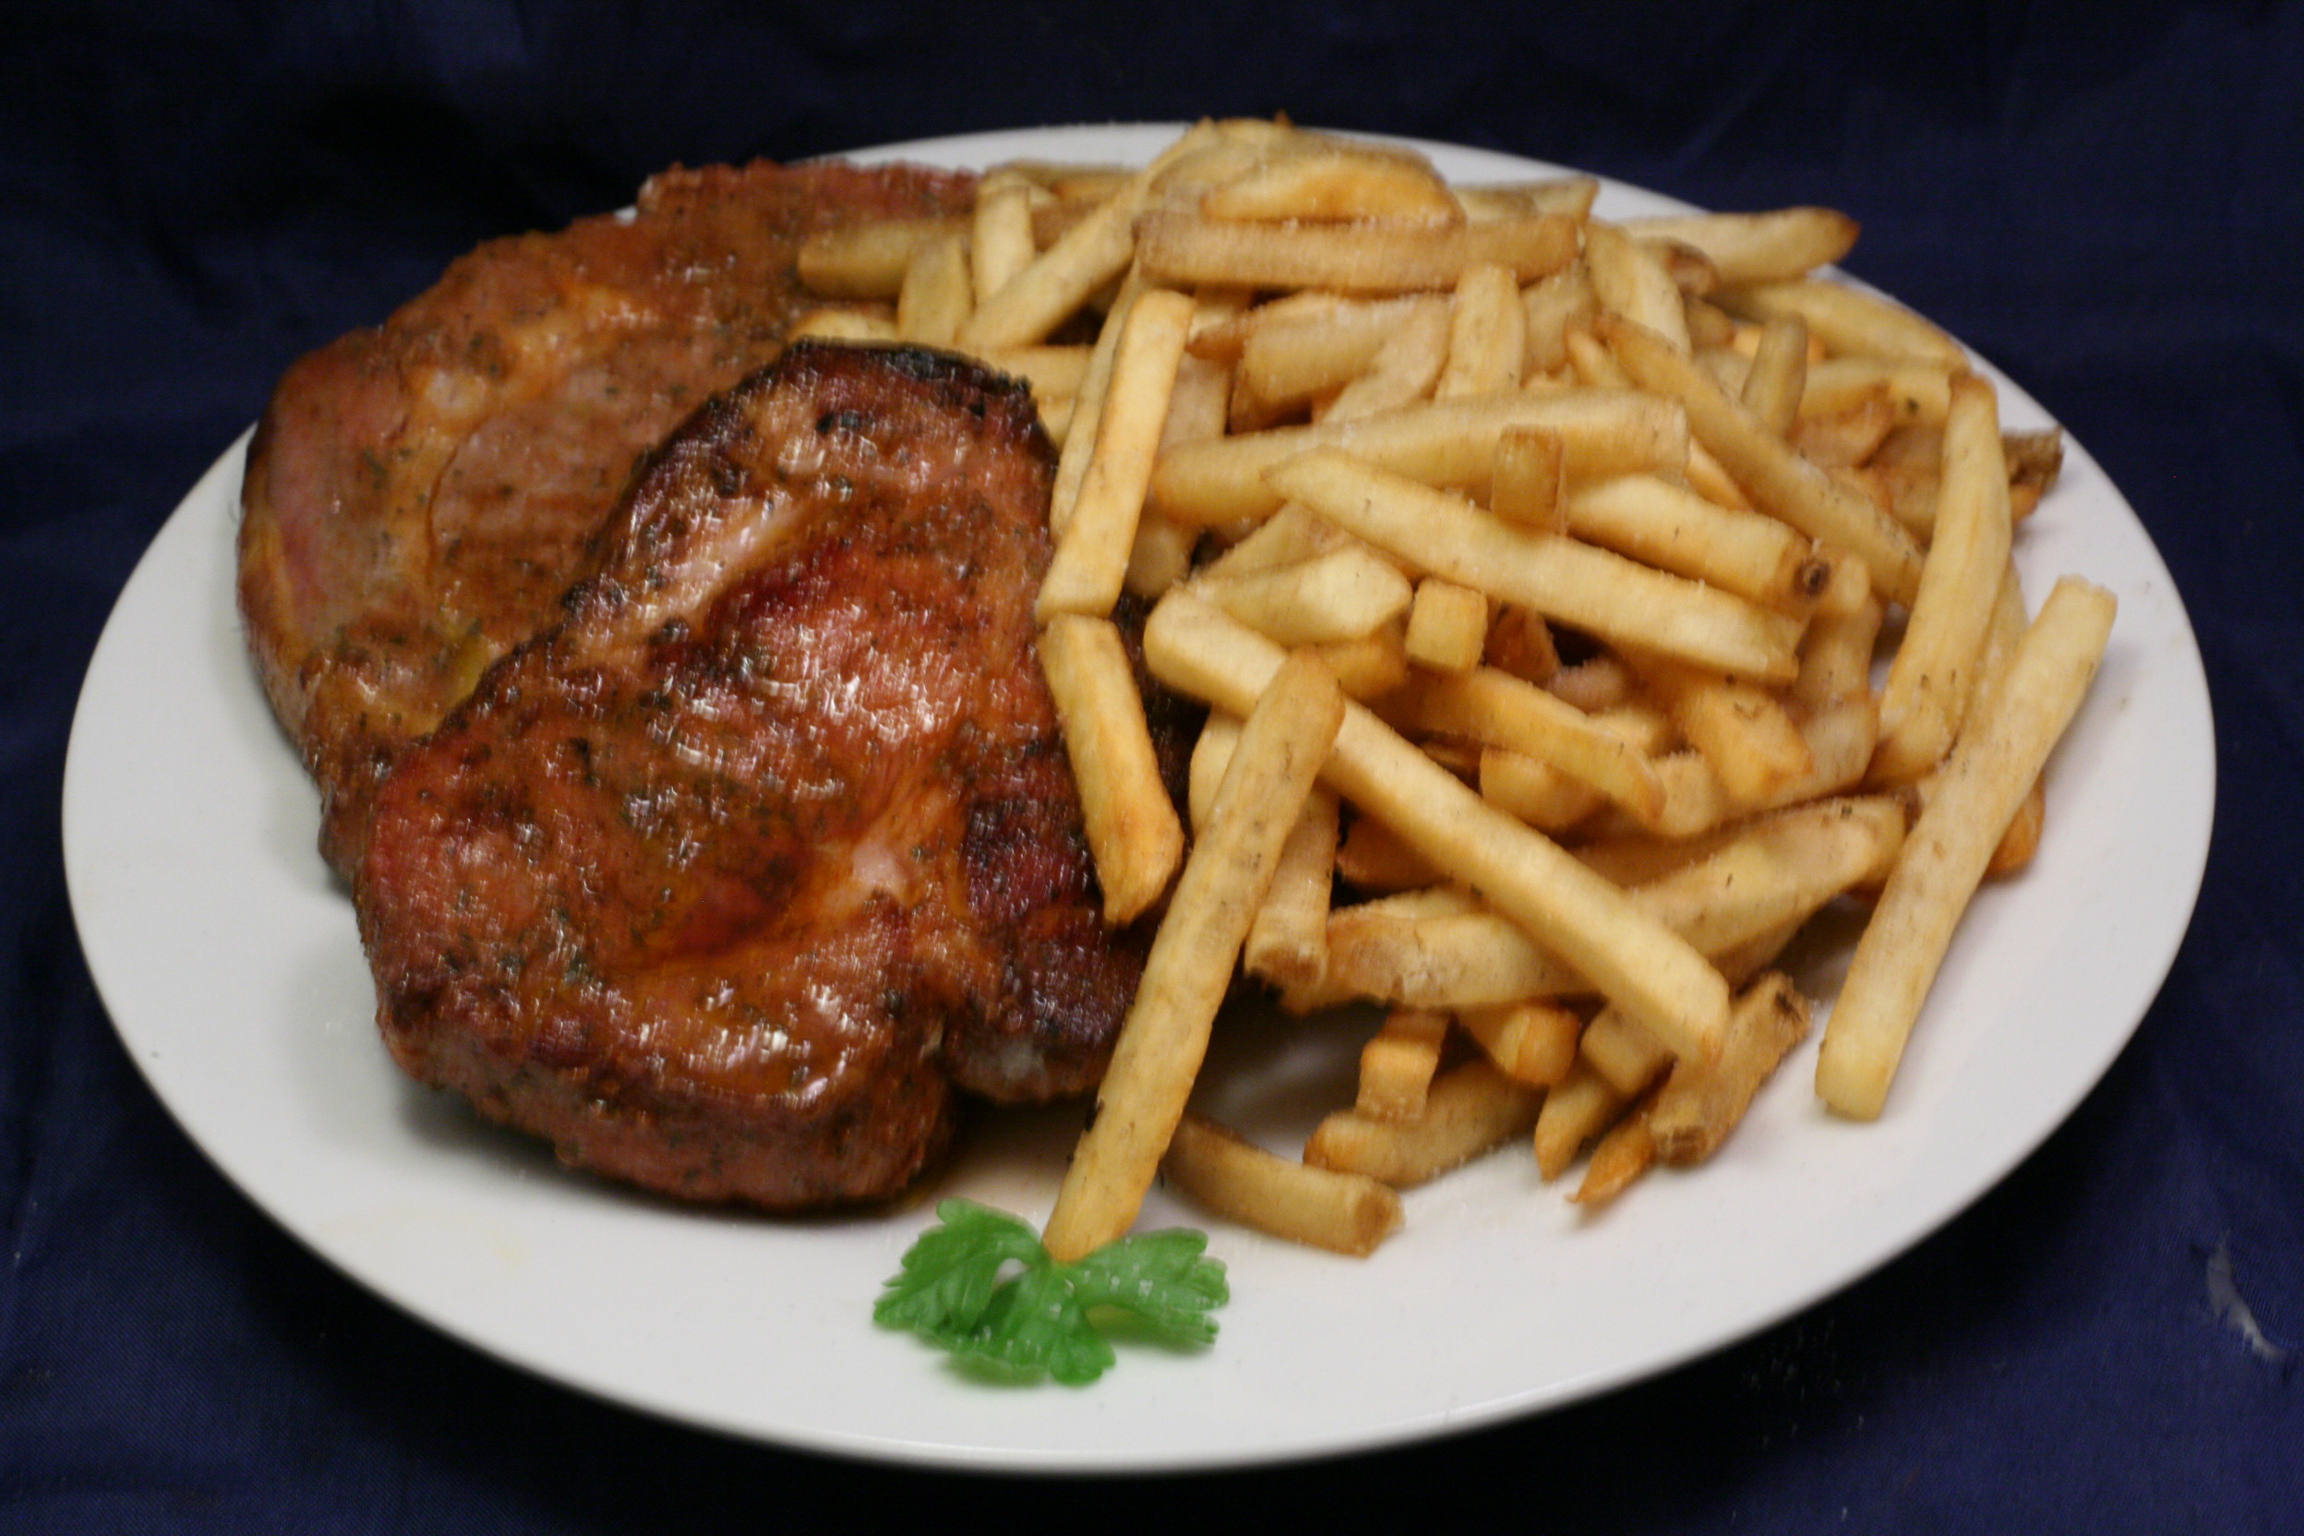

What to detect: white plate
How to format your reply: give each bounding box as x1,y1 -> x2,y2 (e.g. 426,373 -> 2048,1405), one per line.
63,126 -> 2213,1473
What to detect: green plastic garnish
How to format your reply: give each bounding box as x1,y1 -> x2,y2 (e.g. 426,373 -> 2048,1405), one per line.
873,1199 -> 1228,1385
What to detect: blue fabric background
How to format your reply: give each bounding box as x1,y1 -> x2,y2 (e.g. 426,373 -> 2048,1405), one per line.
4,2 -> 2298,1528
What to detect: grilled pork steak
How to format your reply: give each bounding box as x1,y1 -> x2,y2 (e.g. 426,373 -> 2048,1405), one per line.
239,161 -> 975,873
354,345 -> 1141,1209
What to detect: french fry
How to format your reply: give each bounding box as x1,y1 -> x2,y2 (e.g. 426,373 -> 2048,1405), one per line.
1479,748 -> 1604,833
1311,621 -> 1412,700
1618,208 -> 1860,288
1305,1060 -> 1543,1187
962,122 -> 1217,351
1571,1097 -> 1657,1208
1161,1115 -> 1403,1257
968,170 -> 1040,306
1187,712 -> 1242,833
1491,425 -> 1568,533
1534,1063 -> 1627,1181
894,230 -> 972,348
1386,666 -> 1667,821
796,215 -> 967,300
787,307 -> 900,344
1263,450 -> 1801,680
1521,265 -> 1599,376
1044,651 -> 1345,1260
1144,591 -> 1730,1056
1199,544 -> 1415,644
1403,579 -> 1491,672
1740,314 -> 1809,436
1718,278 -> 1970,370
1627,652 -> 1815,804
1236,294 -> 1437,418
1869,374 -> 2015,783
1563,473 -> 1825,611
1037,615 -> 1186,925
1816,577 -> 2116,1120
1599,314 -> 1927,606
1458,999 -> 1582,1086
1649,972 -> 1812,1164
1244,787 -> 1339,984
1148,389 -> 1689,527
1578,1004 -> 1674,1098
1048,272 -> 1143,539
1323,299 -> 1453,421
1201,146 -> 1462,225
1587,221 -> 1692,353
1455,176 -> 1600,222
1038,288 -> 1198,620
1434,263 -> 1527,399
1801,356 -> 1954,428
1136,208 -> 1577,294
1334,813 -> 1447,892
1357,1008 -> 1452,1121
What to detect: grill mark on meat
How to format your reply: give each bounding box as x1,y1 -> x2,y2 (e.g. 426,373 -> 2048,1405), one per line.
354,345 -> 1143,1210
239,161 -> 977,874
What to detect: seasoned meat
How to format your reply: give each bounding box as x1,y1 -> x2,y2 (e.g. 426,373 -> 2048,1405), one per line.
239,160 -> 976,873
354,345 -> 1142,1210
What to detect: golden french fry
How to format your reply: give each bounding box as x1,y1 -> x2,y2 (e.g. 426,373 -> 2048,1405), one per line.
1149,389 -> 1689,527
1571,1097 -> 1657,1208
1816,577 -> 2117,1120
1578,1004 -> 1674,1098
1454,176 -> 1600,222
787,307 -> 900,344
1435,263 -> 1527,399
1263,450 -> 1801,680
1564,473 -> 1825,611
1598,313 -> 1927,606
1048,272 -> 1143,539
1387,666 -> 1666,821
1235,294 -> 1437,417
1598,693 -> 1878,838
1199,544 -> 1415,645
1357,1008 -> 1452,1121
1038,288 -> 1198,620
1201,146 -> 1462,225
1136,209 -> 1577,294
1521,265 -> 1599,376
1403,579 -> 1491,673
1491,425 -> 1567,532
1161,1115 -> 1403,1257
1793,574 -> 1884,708
1324,298 -> 1453,421
962,123 -> 1217,350
1479,748 -> 1604,833
1306,1060 -> 1543,1187
1186,712 -> 1242,833
1629,652 -> 1815,804
1869,374 -> 2016,783
1244,786 -> 1339,984
1587,221 -> 1692,352
796,216 -> 968,300
1334,812 -> 1447,892
1740,315 -> 1809,436
968,171 -> 1040,305
1037,614 -> 1186,926
1718,279 -> 1969,370
894,232 -> 972,348
1044,651 -> 1345,1260
1458,999 -> 1582,1086
1534,1063 -> 1627,1181
1310,620 -> 1412,700
1618,208 -> 1860,287
1144,590 -> 1730,1056
1801,356 -> 1953,427
1650,972 -> 1812,1163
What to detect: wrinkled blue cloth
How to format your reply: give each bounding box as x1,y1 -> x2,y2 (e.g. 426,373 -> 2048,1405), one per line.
3,2 -> 2298,1529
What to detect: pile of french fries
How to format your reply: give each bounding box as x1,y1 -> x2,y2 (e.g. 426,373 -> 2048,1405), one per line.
796,121 -> 2116,1260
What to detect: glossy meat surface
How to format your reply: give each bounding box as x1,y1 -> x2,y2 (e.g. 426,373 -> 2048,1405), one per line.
239,160 -> 976,872
355,345 -> 1140,1209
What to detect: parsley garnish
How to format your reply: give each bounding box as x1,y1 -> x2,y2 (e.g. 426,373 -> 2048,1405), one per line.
873,1199 -> 1227,1385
